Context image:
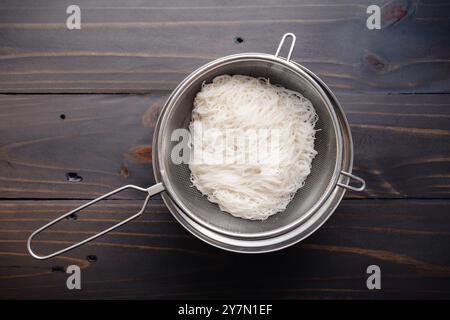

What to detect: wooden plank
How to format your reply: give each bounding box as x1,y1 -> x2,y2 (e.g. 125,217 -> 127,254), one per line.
343,93 -> 450,199
1,93 -> 450,199
0,0 -> 449,93
0,199 -> 449,299
0,94 -> 162,200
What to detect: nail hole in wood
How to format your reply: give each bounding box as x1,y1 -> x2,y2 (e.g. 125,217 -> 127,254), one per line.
60,114 -> 66,120
234,37 -> 244,44
51,265 -> 65,272
66,172 -> 83,182
66,213 -> 78,220
87,255 -> 97,262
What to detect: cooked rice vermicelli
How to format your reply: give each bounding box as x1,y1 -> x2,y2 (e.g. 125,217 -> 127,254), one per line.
188,75 -> 318,220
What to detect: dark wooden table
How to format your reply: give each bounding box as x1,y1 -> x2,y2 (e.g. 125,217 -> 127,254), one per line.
1,0 -> 450,299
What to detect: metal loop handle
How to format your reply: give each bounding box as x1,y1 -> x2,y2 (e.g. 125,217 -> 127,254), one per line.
27,182 -> 165,260
337,171 -> 366,192
275,32 -> 297,62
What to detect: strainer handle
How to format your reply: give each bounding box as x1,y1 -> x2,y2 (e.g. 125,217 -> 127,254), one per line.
337,171 -> 366,192
27,183 -> 165,260
275,33 -> 296,62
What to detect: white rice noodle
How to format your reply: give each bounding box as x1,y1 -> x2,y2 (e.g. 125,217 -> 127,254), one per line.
188,75 -> 318,220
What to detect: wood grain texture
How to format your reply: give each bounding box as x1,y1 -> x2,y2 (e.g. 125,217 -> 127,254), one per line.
0,94 -> 161,200
343,94 -> 450,199
0,0 -> 449,93
1,93 -> 449,200
1,0 -> 449,301
0,199 -> 449,299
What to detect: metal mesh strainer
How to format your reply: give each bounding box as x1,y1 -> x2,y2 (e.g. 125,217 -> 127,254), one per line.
28,33 -> 365,259
156,53 -> 342,238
